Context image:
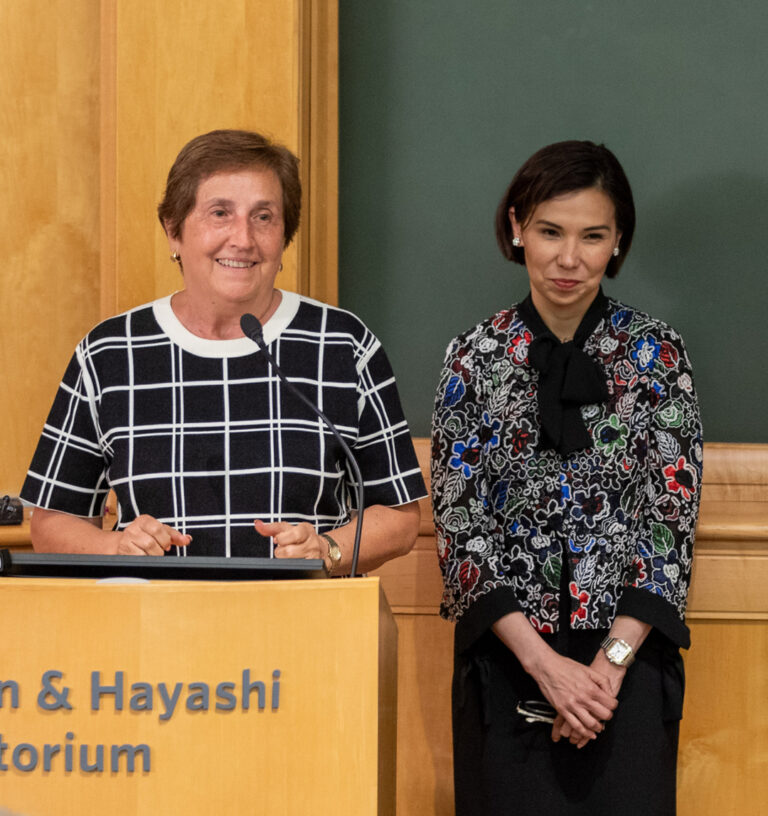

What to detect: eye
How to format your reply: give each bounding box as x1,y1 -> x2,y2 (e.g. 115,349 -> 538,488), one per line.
212,208 -> 228,218
540,227 -> 559,237
584,232 -> 608,242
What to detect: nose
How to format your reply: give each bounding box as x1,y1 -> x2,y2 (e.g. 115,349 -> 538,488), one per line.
229,214 -> 256,249
557,237 -> 579,269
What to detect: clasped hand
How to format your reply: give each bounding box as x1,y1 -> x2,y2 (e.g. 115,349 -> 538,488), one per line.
534,651 -> 622,750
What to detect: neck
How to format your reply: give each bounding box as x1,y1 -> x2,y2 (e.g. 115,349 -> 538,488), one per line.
530,291 -> 593,342
171,289 -> 281,340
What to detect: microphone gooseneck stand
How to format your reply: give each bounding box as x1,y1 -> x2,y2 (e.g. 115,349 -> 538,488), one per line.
240,312 -> 364,578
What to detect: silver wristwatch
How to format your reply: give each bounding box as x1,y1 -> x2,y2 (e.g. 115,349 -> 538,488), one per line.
600,636 -> 635,667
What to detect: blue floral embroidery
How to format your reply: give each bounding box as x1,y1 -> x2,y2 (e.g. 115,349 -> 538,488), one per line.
449,437 -> 482,478
631,335 -> 662,373
611,309 -> 633,329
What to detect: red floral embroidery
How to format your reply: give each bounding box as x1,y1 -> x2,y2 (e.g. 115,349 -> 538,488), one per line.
493,310 -> 515,331
509,427 -> 532,456
659,341 -> 679,369
569,581 -> 590,624
663,457 -> 697,500
450,348 -> 472,382
507,330 -> 532,364
530,615 -> 554,634
629,556 -> 648,586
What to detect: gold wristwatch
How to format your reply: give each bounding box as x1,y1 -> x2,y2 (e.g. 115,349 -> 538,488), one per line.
320,533 -> 342,575
600,636 -> 635,667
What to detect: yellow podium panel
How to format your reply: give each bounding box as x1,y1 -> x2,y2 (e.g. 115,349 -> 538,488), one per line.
0,577 -> 396,815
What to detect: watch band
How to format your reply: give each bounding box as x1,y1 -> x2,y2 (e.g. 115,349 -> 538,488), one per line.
320,533 -> 342,575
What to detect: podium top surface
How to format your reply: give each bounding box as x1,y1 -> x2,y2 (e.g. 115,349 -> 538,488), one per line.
0,550 -> 328,581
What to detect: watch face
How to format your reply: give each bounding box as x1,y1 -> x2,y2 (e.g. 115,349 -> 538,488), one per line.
606,640 -> 632,664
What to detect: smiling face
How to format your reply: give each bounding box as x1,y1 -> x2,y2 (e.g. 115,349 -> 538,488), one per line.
510,187 -> 621,333
168,167 -> 285,313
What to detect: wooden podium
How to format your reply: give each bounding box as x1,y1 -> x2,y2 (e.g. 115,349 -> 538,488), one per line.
0,576 -> 397,815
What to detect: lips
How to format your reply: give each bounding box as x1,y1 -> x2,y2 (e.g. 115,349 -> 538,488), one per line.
217,258 -> 256,268
552,279 -> 580,290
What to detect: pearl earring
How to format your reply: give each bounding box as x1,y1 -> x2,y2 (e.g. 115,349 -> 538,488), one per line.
612,247 -> 620,257
512,237 -> 522,248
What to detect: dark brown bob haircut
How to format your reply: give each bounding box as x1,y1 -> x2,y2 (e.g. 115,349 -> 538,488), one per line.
157,129 -> 302,246
495,140 -> 635,278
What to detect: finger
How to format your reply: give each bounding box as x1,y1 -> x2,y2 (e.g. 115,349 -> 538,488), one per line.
272,527 -> 314,548
254,519 -> 293,537
117,535 -> 163,556
572,706 -> 605,735
584,700 -> 615,723
134,534 -> 167,556
133,518 -> 175,551
168,530 -> 192,547
556,718 -> 570,742
575,735 -> 591,749
273,539 -> 322,560
116,540 -> 149,556
561,710 -> 598,742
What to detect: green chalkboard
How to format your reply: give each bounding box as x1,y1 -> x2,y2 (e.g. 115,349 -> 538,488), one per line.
339,1 -> 768,441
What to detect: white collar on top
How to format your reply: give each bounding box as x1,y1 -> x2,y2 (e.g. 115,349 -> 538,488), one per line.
152,289 -> 300,359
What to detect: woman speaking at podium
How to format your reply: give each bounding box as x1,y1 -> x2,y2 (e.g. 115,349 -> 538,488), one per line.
431,141 -> 702,813
21,130 -> 426,574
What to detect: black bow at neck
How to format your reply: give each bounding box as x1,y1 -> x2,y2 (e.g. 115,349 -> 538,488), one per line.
517,289 -> 610,456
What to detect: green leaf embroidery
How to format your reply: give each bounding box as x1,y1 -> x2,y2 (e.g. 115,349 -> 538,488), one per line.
651,522 -> 674,555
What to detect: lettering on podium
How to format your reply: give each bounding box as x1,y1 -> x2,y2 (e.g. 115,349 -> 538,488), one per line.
0,668 -> 281,775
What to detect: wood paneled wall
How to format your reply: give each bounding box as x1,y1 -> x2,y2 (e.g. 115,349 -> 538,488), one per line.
371,440 -> 768,816
0,0 -> 101,496
0,0 -> 338,494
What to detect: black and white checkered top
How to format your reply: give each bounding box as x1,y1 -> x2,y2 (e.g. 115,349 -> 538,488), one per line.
21,291 -> 427,557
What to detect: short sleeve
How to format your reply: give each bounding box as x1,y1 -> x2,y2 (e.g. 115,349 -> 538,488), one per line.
20,347 -> 110,517
352,341 -> 427,508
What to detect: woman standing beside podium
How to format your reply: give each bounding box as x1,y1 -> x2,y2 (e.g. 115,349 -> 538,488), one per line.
22,130 -> 426,574
432,141 -> 702,813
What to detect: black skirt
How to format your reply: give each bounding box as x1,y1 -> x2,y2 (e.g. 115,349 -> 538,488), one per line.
452,628 -> 685,815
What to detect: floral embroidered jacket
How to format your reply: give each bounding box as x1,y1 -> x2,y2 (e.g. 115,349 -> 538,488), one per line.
431,297 -> 702,653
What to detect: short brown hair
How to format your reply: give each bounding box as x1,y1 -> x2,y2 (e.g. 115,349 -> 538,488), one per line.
158,129 -> 302,246
495,140 -> 635,278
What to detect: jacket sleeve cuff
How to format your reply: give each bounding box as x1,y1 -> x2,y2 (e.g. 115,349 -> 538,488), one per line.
455,587 -> 522,654
616,586 -> 691,649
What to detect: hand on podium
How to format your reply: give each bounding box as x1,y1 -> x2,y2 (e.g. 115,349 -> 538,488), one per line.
116,514 -> 192,556
253,518 -> 330,566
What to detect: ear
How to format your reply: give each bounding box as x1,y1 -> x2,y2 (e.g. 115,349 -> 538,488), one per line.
508,206 -> 523,244
163,223 -> 178,254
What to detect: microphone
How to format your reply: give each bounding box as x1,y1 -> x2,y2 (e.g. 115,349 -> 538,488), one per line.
240,312 -> 364,577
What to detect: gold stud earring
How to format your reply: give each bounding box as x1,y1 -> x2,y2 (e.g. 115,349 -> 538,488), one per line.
170,251 -> 181,263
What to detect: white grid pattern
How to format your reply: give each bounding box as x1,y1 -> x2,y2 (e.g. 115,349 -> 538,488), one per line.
22,292 -> 426,557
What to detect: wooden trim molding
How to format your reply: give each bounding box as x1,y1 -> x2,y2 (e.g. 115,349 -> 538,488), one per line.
99,0 -> 118,320
299,0 -> 339,306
